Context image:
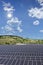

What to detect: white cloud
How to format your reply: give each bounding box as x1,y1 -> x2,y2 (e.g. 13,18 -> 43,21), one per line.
2,25 -> 13,31
17,26 -> 23,32
1,25 -> 15,34
38,0 -> 43,6
3,2 -> 15,12
7,17 -> 22,32
3,2 -> 11,7
28,1 -> 43,32
33,20 -> 40,25
3,6 -> 15,12
5,25 -> 13,31
7,17 -> 21,24
40,30 -> 43,32
3,2 -> 15,19
28,7 -> 43,19
7,13 -> 12,18
2,2 -> 23,34
1,27 -> 4,29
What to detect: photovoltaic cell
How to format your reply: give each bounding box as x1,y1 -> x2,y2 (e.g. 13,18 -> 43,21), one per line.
0,45 -> 43,65
29,61 -> 32,65
11,59 -> 17,65
33,61 -> 36,65
37,61 -> 41,65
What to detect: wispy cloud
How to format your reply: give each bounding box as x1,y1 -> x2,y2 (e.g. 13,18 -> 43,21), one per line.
2,2 -> 23,35
33,20 -> 40,25
40,30 -> 43,32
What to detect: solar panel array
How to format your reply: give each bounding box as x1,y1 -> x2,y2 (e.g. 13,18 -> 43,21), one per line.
0,44 -> 43,65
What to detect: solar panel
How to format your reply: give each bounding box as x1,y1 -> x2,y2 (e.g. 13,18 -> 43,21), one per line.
0,45 -> 43,65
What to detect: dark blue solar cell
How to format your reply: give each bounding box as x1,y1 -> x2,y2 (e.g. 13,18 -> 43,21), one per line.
36,56 -> 40,60
41,60 -> 43,64
21,56 -> 25,59
7,59 -> 13,65
0,59 -> 5,64
33,61 -> 36,65
0,59 -> 3,63
16,56 -> 20,59
0,45 -> 43,65
37,61 -> 41,65
16,59 -> 20,65
24,59 -> 28,65
11,59 -> 17,65
29,61 -> 32,65
26,56 -> 30,60
41,56 -> 43,60
4,59 -> 9,65
20,59 -> 24,65
31,56 -> 35,60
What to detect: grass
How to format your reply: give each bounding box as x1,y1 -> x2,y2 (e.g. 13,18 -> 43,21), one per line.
0,35 -> 43,45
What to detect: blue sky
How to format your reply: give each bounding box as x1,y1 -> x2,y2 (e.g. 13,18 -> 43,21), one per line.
0,0 -> 43,39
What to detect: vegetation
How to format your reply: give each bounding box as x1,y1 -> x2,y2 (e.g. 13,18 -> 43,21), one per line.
0,35 -> 43,45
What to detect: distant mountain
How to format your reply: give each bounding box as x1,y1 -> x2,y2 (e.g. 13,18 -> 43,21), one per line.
0,35 -> 43,45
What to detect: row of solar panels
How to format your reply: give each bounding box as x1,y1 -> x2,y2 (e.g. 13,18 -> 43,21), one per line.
0,52 -> 43,56
0,55 -> 43,60
0,45 -> 43,52
0,45 -> 43,55
0,45 -> 43,65
0,56 -> 43,65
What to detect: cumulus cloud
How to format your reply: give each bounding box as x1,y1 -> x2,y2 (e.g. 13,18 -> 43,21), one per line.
28,0 -> 43,33
39,30 -> 43,32
38,0 -> 43,6
33,20 -> 40,25
28,7 -> 43,19
7,17 -> 22,32
2,2 -> 23,34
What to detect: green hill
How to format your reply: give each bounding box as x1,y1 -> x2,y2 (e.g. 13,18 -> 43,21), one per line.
0,35 -> 43,45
